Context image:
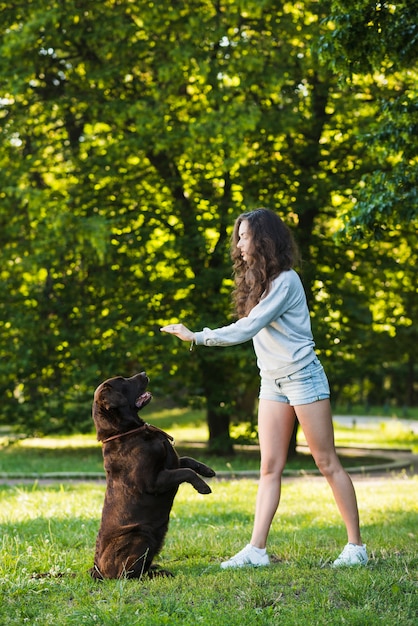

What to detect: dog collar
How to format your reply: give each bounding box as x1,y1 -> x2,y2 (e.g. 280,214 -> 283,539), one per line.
102,423 -> 174,445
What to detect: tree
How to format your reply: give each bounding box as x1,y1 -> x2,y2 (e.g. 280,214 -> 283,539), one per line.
315,0 -> 418,408
319,0 -> 418,234
0,0 -> 415,453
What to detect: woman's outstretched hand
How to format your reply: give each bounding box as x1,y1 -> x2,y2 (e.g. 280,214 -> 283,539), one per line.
160,323 -> 196,342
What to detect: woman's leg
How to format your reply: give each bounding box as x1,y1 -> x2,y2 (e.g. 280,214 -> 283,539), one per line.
250,400 -> 296,548
220,399 -> 295,568
295,399 -> 362,545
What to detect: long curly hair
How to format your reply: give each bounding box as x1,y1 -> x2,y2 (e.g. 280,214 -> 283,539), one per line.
231,208 -> 301,318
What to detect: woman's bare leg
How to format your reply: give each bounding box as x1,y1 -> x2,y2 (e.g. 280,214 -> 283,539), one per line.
250,400 -> 296,548
295,399 -> 362,545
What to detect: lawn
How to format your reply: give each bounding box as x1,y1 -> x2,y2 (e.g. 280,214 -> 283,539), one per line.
0,406 -> 417,624
0,478 -> 416,625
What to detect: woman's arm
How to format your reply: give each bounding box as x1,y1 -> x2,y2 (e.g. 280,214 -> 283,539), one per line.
160,271 -> 303,348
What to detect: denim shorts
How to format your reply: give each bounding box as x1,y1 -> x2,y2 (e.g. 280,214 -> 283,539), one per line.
259,357 -> 330,406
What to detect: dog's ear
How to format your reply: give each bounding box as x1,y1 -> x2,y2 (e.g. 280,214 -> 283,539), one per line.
96,384 -> 128,410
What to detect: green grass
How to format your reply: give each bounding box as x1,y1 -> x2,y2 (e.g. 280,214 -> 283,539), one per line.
0,478 -> 416,625
0,406 -> 416,624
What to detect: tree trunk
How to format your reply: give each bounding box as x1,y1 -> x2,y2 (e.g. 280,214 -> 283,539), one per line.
287,420 -> 299,460
198,352 -> 235,455
206,405 -> 234,455
407,353 -> 415,406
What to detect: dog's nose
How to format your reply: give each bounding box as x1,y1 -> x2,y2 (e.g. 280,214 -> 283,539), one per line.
128,372 -> 148,383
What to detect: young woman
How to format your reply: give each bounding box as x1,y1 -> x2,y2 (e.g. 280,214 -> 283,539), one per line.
161,208 -> 368,568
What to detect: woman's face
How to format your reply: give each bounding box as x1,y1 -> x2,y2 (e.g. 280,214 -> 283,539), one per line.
237,220 -> 252,262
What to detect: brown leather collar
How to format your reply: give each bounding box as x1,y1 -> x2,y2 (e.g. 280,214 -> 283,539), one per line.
102,423 -> 174,445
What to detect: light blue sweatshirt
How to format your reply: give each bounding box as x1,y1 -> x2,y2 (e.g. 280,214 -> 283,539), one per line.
194,269 -> 316,379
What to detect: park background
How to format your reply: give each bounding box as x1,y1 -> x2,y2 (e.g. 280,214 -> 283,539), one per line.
0,0 -> 416,454
0,3 -> 417,625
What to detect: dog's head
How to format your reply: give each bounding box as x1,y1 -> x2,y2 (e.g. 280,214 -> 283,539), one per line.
92,372 -> 152,441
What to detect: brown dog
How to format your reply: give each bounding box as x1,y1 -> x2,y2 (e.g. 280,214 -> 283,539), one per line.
89,372 -> 216,580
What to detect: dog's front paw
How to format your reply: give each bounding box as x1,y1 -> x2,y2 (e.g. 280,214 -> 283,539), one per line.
200,465 -> 216,478
196,481 -> 212,495
181,458 -> 216,478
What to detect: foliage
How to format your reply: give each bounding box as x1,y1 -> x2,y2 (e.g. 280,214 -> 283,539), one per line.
0,478 -> 417,625
0,1 -> 416,449
319,1 -> 418,234
322,1 -> 418,72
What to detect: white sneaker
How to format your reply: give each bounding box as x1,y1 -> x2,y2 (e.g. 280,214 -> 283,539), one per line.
220,544 -> 270,569
332,543 -> 368,567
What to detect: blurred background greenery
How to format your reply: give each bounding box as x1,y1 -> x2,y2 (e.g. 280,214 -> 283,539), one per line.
1,1 -> 416,455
